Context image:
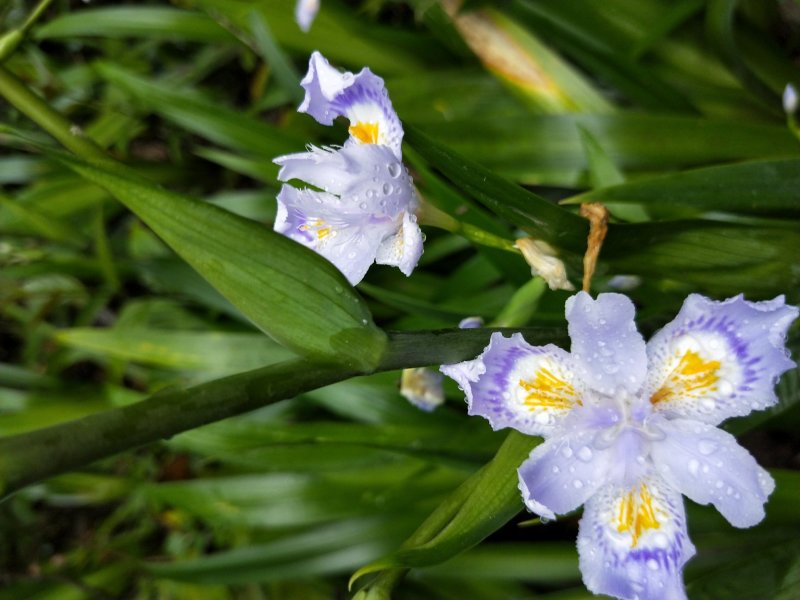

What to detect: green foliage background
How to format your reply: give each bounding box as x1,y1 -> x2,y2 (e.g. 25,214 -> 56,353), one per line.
0,0 -> 799,599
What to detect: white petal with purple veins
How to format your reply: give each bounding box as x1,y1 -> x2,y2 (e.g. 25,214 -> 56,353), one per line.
645,294 -> 798,425
275,144 -> 416,218
375,211 -> 423,277
299,51 -> 404,159
650,418 -> 774,528
566,292 -> 648,397
441,332 -> 580,437
578,478 -> 694,600
518,429 -> 613,519
275,185 -> 397,285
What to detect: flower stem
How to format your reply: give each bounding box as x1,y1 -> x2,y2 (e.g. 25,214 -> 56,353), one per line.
417,199 -> 519,253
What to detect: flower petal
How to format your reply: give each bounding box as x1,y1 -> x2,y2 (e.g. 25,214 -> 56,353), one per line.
275,144 -> 416,218
440,332 -> 580,437
651,417 -> 774,528
645,294 -> 798,425
517,430 -> 613,519
577,477 -> 695,600
294,0 -> 320,32
374,211 -> 423,277
299,51 -> 404,159
274,185 -> 396,285
566,292 -> 648,396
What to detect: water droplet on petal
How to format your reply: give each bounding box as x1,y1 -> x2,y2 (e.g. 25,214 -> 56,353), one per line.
698,440 -> 718,455
382,182 -> 393,195
573,480 -> 584,489
688,459 -> 700,476
552,465 -> 560,474
387,163 -> 402,178
577,446 -> 593,462
561,446 -> 573,459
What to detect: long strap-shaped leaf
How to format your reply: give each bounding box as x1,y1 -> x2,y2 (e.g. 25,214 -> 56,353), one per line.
350,430 -> 539,597
53,152 -> 387,371
0,327 -> 566,498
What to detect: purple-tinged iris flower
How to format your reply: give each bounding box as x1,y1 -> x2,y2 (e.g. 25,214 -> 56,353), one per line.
274,51 -> 422,285
442,292 -> 798,600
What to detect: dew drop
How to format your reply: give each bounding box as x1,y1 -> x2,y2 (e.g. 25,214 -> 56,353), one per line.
687,459 -> 700,476
700,398 -> 716,412
561,446 -> 573,459
577,446 -> 593,462
653,533 -> 669,548
718,380 -> 733,396
366,189 -> 375,199
382,182 -> 393,195
359,202 -> 367,210
573,480 -> 584,489
646,559 -> 659,571
552,465 -> 560,474
387,163 -> 402,178
698,440 -> 718,455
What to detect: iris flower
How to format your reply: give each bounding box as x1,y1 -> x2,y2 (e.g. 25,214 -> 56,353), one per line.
274,51 -> 422,285
442,292 -> 797,600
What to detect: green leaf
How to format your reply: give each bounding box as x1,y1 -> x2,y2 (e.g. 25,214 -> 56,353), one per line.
566,158 -> 800,216
35,7 -> 235,43
96,63 -> 301,160
351,431 -> 538,587
147,517 -> 417,584
413,114 -> 800,187
405,124 -> 589,253
54,328 -> 296,374
54,153 -> 386,370
185,0 -> 445,75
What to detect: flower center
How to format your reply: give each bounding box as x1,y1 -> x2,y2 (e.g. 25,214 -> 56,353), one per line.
349,121 -> 380,144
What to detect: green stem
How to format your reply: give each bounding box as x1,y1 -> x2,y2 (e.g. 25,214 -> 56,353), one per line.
0,327 -> 565,499
0,65 -> 106,159
417,200 -> 519,253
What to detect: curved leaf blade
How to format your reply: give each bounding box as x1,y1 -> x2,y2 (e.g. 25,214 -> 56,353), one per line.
55,154 -> 386,370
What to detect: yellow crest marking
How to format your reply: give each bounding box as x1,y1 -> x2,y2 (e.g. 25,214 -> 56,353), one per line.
349,121 -> 380,144
615,484 -> 663,548
519,367 -> 575,410
651,349 -> 720,405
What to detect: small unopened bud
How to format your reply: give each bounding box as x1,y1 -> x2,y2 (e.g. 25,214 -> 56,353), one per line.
784,83 -> 798,115
458,316 -> 484,329
295,0 -> 320,32
400,368 -> 445,412
514,238 -> 575,291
